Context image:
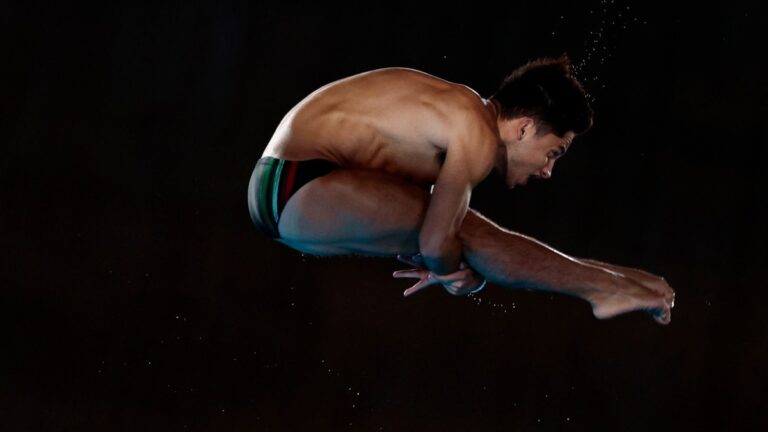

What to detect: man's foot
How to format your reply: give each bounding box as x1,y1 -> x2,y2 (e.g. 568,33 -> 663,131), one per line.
627,273 -> 676,308
587,284 -> 673,325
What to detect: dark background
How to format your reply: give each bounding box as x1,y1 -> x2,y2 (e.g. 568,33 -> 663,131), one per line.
3,1 -> 767,430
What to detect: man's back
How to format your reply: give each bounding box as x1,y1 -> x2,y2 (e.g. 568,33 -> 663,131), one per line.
262,67 -> 498,187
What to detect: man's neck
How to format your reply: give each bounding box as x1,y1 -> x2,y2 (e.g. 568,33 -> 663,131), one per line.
494,143 -> 507,178
485,98 -> 500,120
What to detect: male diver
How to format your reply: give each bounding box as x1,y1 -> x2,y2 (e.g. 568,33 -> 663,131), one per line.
247,55 -> 675,324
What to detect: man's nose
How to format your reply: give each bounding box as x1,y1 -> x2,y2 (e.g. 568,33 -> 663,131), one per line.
538,160 -> 555,179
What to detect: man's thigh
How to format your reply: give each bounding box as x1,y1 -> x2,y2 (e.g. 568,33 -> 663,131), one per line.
276,168 -> 432,256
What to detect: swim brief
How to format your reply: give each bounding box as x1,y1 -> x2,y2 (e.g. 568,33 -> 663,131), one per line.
247,156 -> 340,239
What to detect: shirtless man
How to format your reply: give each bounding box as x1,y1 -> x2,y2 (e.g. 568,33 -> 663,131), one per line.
248,55 -> 675,324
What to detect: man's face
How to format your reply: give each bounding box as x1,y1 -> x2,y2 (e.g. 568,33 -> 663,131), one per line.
497,117 -> 575,188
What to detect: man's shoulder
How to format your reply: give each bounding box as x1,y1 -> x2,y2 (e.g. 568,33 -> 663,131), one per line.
438,87 -> 498,143
434,89 -> 498,185
436,85 -> 496,128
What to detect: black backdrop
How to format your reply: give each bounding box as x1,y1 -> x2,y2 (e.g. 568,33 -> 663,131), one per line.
4,1 -> 767,430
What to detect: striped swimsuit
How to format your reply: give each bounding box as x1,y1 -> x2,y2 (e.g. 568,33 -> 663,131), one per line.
247,156 -> 339,239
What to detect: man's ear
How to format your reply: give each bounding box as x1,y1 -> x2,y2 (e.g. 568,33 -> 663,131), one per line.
518,117 -> 535,140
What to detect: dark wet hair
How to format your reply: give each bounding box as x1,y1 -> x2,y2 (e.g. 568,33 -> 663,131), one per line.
489,54 -> 594,137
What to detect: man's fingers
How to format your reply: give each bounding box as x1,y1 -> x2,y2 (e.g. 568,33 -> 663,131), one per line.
392,269 -> 423,278
403,282 -> 432,297
392,266 -> 440,297
393,264 -> 480,298
430,268 -> 470,284
392,268 -> 432,296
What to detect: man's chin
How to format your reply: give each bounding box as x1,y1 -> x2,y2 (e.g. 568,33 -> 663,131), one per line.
506,176 -> 526,189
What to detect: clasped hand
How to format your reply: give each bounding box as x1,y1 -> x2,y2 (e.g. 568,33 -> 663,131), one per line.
393,253 -> 487,297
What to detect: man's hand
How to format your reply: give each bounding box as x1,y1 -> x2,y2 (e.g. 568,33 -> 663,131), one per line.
393,254 -> 487,297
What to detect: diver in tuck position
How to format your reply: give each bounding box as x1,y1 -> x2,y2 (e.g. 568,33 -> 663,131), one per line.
247,55 -> 675,324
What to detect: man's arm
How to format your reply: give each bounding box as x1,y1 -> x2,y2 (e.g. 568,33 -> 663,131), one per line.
419,107 -> 496,275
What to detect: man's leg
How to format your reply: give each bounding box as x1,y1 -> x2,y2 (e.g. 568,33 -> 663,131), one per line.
275,168 -> 672,322
455,212 -> 673,322
275,168 -> 428,257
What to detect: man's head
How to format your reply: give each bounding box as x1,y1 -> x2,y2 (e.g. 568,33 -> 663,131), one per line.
488,54 -> 593,188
